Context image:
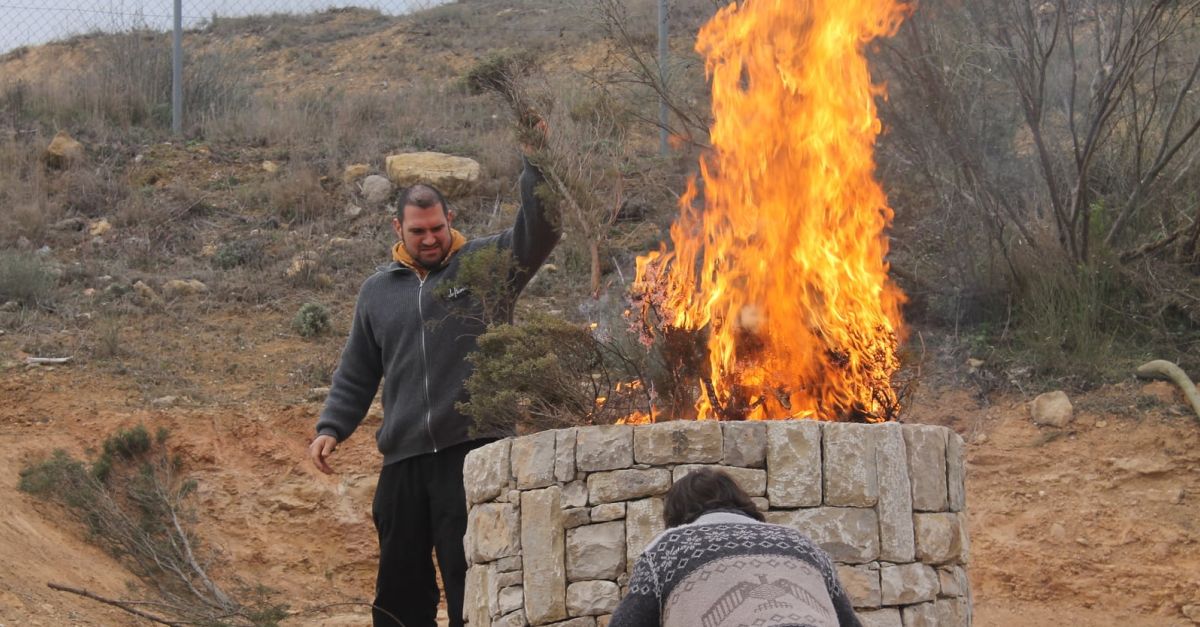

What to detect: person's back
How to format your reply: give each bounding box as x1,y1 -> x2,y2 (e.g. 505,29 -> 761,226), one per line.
610,469 -> 861,627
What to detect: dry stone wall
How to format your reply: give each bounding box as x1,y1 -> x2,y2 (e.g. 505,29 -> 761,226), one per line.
463,421 -> 971,627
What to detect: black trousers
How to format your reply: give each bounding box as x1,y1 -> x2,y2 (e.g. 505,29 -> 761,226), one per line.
371,440 -> 485,627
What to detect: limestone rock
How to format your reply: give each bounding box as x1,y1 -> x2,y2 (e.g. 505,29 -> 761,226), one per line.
1031,390 -> 1073,427
625,497 -> 665,568
495,609 -> 525,627
766,421 -> 822,507
632,421 -> 722,465
521,487 -> 566,624
464,439 -> 511,505
946,430 -> 967,512
51,217 -> 86,232
345,204 -> 364,218
465,564 -> 494,627
765,507 -> 879,564
671,464 -> 767,497
722,421 -> 767,467
875,422 -> 915,562
467,503 -> 520,564
879,562 -> 939,605
385,152 -> 481,196
901,602 -> 938,627
563,508 -> 590,529
555,428 -> 577,482
342,163 -> 370,183
937,565 -> 968,598
823,422 -> 879,507
566,521 -> 625,581
45,131 -> 84,168
587,468 -> 670,504
935,597 -> 971,626
562,480 -> 588,508
306,387 -> 330,402
856,608 -> 902,627
590,503 -> 625,522
837,563 -> 881,609
512,430 -> 557,490
914,513 -> 964,565
261,160 -> 280,174
360,174 -> 394,207
89,218 -> 111,237
566,581 -> 620,616
494,556 -> 522,573
904,425 -> 949,512
162,279 -> 208,299
132,280 -> 162,307
576,425 -> 633,472
498,585 -> 523,615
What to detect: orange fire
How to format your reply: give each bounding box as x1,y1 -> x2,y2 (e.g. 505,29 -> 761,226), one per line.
632,0 -> 909,422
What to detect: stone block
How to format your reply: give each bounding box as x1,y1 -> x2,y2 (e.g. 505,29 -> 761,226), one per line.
596,615 -> 612,627
837,562 -> 881,609
947,431 -> 966,513
498,586 -> 523,615
465,564 -> 495,627
588,469 -> 671,504
751,497 -> 769,511
823,422 -> 879,507
576,425 -> 634,472
556,428 -> 578,482
495,571 -> 523,589
914,513 -> 964,565
857,608 -> 902,627
722,421 -> 767,467
566,521 -> 626,581
880,562 -> 939,605
546,618 -> 596,627
512,431 -> 558,490
766,421 -> 822,507
464,439 -> 511,505
563,508 -> 591,529
902,602 -> 938,627
937,565 -> 968,598
590,503 -> 625,522
633,421 -> 722,464
671,464 -> 767,496
495,609 -> 526,627
625,497 -> 665,569
495,556 -> 522,573
903,426 -> 949,512
566,580 -> 620,616
521,487 -> 567,624
935,596 -> 971,626
1030,390 -> 1073,427
765,507 -> 880,564
875,422 -> 915,563
467,502 -> 520,564
563,480 -> 589,508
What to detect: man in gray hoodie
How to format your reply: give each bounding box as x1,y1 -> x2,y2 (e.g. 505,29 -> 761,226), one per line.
308,152 -> 559,627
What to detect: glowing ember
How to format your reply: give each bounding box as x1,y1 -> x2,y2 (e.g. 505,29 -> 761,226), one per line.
632,0 -> 908,422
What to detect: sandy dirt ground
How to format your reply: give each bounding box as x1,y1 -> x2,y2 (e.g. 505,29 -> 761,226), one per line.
1,323 -> 1198,626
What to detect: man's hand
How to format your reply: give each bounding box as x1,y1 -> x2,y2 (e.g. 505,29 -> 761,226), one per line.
519,113 -> 549,157
309,434 -> 338,474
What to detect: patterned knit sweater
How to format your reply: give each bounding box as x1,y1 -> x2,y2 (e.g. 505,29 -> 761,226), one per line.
609,511 -> 861,627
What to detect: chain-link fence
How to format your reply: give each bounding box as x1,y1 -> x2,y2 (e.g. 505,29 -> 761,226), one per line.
0,0 -> 444,54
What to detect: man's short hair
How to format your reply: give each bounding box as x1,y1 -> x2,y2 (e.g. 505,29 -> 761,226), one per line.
663,467 -> 766,528
395,183 -> 450,221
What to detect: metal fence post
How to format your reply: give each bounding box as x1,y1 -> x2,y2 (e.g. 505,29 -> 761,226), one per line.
657,0 -> 669,155
172,0 -> 183,135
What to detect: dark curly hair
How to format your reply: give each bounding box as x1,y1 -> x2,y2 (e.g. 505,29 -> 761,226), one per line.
663,467 -> 765,528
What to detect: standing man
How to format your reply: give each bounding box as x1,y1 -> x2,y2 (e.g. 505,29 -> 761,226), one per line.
308,146 -> 559,626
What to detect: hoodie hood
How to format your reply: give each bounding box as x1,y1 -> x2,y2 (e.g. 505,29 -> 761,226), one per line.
390,228 -> 468,277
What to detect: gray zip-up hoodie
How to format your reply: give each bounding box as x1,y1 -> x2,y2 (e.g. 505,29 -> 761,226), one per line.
315,158 -> 560,465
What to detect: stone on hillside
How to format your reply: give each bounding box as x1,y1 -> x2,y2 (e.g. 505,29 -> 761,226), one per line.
722,421 -> 767,467
766,421 -> 822,507
385,152 -> 481,196
360,174 -> 394,207
464,439 -> 511,505
576,425 -> 632,472
45,130 -> 84,169
566,521 -> 625,581
672,465 -> 766,496
823,422 -> 879,507
132,280 -> 162,307
879,562 -> 939,605
306,387 -> 330,402
765,507 -> 879,564
261,160 -> 280,174
904,425 -> 949,512
587,469 -> 670,504
511,430 -> 557,490
162,279 -> 208,299
52,217 -> 86,232
345,204 -> 364,218
1031,390 -> 1073,427
633,421 -> 722,465
342,163 -> 370,183
89,219 -> 112,237
521,487 -> 566,624
566,581 -> 620,616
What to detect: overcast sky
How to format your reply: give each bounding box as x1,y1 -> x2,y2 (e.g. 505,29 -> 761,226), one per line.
0,0 -> 439,53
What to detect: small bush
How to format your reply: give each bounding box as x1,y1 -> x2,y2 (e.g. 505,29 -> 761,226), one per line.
293,302 -> 331,337
0,251 -> 56,307
212,238 -> 267,270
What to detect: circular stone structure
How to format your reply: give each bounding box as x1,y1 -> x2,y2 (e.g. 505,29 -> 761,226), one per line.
462,421 -> 971,627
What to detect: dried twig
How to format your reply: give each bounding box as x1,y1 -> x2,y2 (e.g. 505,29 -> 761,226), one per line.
47,582 -> 183,627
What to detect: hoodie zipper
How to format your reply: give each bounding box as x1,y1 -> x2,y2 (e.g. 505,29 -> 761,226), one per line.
416,274 -> 438,453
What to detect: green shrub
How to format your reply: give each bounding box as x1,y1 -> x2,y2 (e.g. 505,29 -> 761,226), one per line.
0,250 -> 56,307
212,238 -> 266,269
293,302 -> 331,337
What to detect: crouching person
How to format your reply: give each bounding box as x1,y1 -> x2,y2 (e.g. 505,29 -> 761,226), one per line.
610,467 -> 862,627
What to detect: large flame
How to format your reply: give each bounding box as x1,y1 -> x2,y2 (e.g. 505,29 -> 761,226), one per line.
633,0 -> 908,422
